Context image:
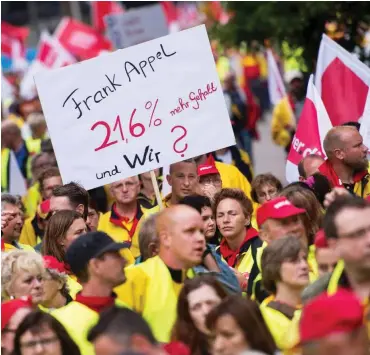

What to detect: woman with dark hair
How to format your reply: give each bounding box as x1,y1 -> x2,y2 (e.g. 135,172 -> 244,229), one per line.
171,275 -> 228,355
41,210 -> 87,298
12,310 -> 81,355
206,295 -> 277,355
41,210 -> 87,263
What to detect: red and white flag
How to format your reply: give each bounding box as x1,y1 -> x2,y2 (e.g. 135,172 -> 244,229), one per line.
267,49 -> 286,106
91,1 -> 124,33
1,22 -> 29,72
286,75 -> 333,182
1,22 -> 29,57
315,34 -> 370,126
20,31 -> 76,99
177,3 -> 202,30
54,17 -> 112,60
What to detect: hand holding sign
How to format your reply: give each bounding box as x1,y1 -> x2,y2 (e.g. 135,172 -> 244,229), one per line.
35,25 -> 235,190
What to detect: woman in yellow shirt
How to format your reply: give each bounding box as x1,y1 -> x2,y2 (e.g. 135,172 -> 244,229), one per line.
260,236 -> 309,352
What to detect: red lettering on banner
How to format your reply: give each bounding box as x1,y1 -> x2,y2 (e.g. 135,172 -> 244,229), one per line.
170,82 -> 217,115
189,82 -> 217,110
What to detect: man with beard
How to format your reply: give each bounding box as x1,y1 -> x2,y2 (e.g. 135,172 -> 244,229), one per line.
271,70 -> 306,152
318,126 -> 370,198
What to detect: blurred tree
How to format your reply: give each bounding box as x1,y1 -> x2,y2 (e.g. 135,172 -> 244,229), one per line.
211,1 -> 370,72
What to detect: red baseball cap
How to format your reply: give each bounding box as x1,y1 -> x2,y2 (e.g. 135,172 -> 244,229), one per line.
43,255 -> 67,274
300,289 -> 364,344
197,164 -> 220,177
257,196 -> 306,228
314,229 -> 328,249
1,297 -> 33,330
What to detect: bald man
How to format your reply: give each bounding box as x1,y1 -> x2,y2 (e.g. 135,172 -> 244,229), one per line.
115,205 -> 206,342
318,126 -> 370,198
298,154 -> 325,181
97,176 -> 144,258
1,120 -> 40,191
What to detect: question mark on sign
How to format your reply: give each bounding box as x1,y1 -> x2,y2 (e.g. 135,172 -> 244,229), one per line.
171,125 -> 188,157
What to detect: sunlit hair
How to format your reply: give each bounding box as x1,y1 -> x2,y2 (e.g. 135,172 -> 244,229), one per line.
1,250 -> 45,301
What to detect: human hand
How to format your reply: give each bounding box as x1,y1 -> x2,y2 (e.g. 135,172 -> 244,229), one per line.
324,187 -> 351,208
1,212 -> 14,230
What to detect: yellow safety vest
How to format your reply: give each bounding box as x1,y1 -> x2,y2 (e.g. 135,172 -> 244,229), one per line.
140,256 -> 181,342
52,299 -> 128,355
115,256 -> 187,343
260,295 -> 301,351
1,140 -> 41,192
22,183 -> 42,218
51,301 -> 100,355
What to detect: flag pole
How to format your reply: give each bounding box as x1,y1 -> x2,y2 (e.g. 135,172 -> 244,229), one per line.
150,170 -> 164,210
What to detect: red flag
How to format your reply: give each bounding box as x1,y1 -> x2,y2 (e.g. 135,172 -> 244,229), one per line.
54,17 -> 112,60
91,1 -> 124,33
315,34 -> 370,126
1,22 -> 29,59
160,1 -> 178,25
286,75 -> 332,182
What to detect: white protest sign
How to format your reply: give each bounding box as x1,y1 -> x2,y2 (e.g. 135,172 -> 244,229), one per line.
105,4 -> 169,49
34,25 -> 235,190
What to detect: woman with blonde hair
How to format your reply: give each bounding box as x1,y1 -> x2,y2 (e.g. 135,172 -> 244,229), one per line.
40,256 -> 73,310
1,250 -> 44,303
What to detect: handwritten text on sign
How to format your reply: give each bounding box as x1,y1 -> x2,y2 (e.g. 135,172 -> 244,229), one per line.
34,25 -> 235,190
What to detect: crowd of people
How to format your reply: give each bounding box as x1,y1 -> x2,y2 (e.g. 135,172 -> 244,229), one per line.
1,35 -> 370,355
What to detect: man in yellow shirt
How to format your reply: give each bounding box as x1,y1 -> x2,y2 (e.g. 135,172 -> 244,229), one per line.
195,153 -> 253,201
1,120 -> 39,191
97,176 -> 145,258
20,167 -> 62,247
115,205 -> 206,342
52,231 -> 129,355
50,182 -> 89,220
1,194 -> 33,251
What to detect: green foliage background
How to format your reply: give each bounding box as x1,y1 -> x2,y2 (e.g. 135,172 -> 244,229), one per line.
211,1 -> 370,72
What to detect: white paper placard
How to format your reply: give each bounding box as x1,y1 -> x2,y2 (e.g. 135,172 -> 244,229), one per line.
105,4 -> 169,49
34,25 -> 235,190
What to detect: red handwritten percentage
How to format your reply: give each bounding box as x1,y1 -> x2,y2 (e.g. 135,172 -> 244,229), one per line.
91,115 -> 124,151
91,100 -> 162,151
145,99 -> 162,127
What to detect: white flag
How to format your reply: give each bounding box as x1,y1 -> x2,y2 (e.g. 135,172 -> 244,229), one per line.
267,49 -> 286,106
8,151 -> 27,196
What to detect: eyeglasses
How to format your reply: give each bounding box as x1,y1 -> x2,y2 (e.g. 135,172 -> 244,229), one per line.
21,336 -> 59,349
200,177 -> 222,185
